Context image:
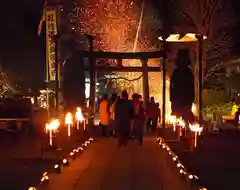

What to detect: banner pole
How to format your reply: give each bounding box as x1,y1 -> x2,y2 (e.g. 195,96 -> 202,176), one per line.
45,7 -> 50,118
55,0 -> 61,117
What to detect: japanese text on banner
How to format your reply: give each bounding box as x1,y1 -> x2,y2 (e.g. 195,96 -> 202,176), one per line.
46,9 -> 57,81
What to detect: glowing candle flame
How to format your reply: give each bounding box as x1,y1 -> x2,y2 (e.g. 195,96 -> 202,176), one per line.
189,123 -> 203,147
65,113 -> 73,137
46,119 -> 60,146
177,117 -> 185,128
65,113 -> 73,125
75,107 -> 84,122
169,115 -> 177,124
189,123 -> 203,133
168,115 -> 186,131
75,107 -> 85,130
169,115 -> 177,131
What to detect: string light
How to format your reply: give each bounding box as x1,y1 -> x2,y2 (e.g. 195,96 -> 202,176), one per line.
54,164 -> 61,173
28,137 -> 95,189
156,137 -> 207,190
78,147 -> 84,151
40,172 -> 49,184
69,152 -> 76,160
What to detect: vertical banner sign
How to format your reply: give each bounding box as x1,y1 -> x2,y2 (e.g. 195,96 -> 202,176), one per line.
46,9 -> 57,81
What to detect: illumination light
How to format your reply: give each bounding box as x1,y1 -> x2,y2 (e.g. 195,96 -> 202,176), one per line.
65,113 -> 73,137
78,147 -> 83,151
28,187 -> 37,190
69,152 -> 76,160
54,164 -> 61,173
157,137 -> 203,187
189,174 -> 193,179
158,33 -> 207,42
85,83 -> 90,99
189,123 -> 203,148
75,107 -> 85,130
62,158 -> 70,166
46,119 -> 60,146
40,172 -> 49,184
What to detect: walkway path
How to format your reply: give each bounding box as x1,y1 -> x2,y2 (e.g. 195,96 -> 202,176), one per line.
40,136 -> 192,190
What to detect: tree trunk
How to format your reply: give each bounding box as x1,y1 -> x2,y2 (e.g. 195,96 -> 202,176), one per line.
193,61 -> 199,117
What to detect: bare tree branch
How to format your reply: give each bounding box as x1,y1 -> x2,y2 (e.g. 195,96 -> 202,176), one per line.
172,0 -> 234,86
172,0 -> 234,63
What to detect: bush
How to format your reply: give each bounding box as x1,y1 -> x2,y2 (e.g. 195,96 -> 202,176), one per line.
203,102 -> 233,120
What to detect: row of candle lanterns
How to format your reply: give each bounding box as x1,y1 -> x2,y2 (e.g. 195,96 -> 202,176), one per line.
28,137 -> 95,190
156,137 -> 207,190
168,115 -> 203,149
65,107 -> 86,137
45,107 -> 86,146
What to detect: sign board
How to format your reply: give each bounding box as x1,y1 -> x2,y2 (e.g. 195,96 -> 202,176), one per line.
46,9 -> 57,81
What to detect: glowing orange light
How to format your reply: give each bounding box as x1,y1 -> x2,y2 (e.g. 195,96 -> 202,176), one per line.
46,119 -> 60,146
75,107 -> 84,122
65,113 -> 73,137
75,107 -> 85,130
189,123 -> 203,147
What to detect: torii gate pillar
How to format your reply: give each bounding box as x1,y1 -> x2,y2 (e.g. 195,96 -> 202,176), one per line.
162,50 -> 167,129
141,58 -> 150,109
87,35 -> 96,125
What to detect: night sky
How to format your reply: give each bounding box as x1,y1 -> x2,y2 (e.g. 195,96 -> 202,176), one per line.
0,0 -> 45,88
231,0 -> 240,52
0,0 -> 240,88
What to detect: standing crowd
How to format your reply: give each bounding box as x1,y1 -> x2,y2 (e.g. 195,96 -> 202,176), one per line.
99,90 -> 161,147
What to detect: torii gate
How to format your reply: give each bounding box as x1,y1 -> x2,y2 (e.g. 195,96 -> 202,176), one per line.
78,48 -> 167,129
41,2 -> 168,127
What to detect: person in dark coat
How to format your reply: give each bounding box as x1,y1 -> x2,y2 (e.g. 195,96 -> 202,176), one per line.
170,49 -> 195,123
115,90 -> 134,147
134,101 -> 146,146
131,93 -> 140,138
235,107 -> 240,128
146,97 -> 156,133
109,93 -> 118,137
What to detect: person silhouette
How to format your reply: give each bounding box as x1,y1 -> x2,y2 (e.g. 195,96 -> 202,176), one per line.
115,90 -> 134,147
